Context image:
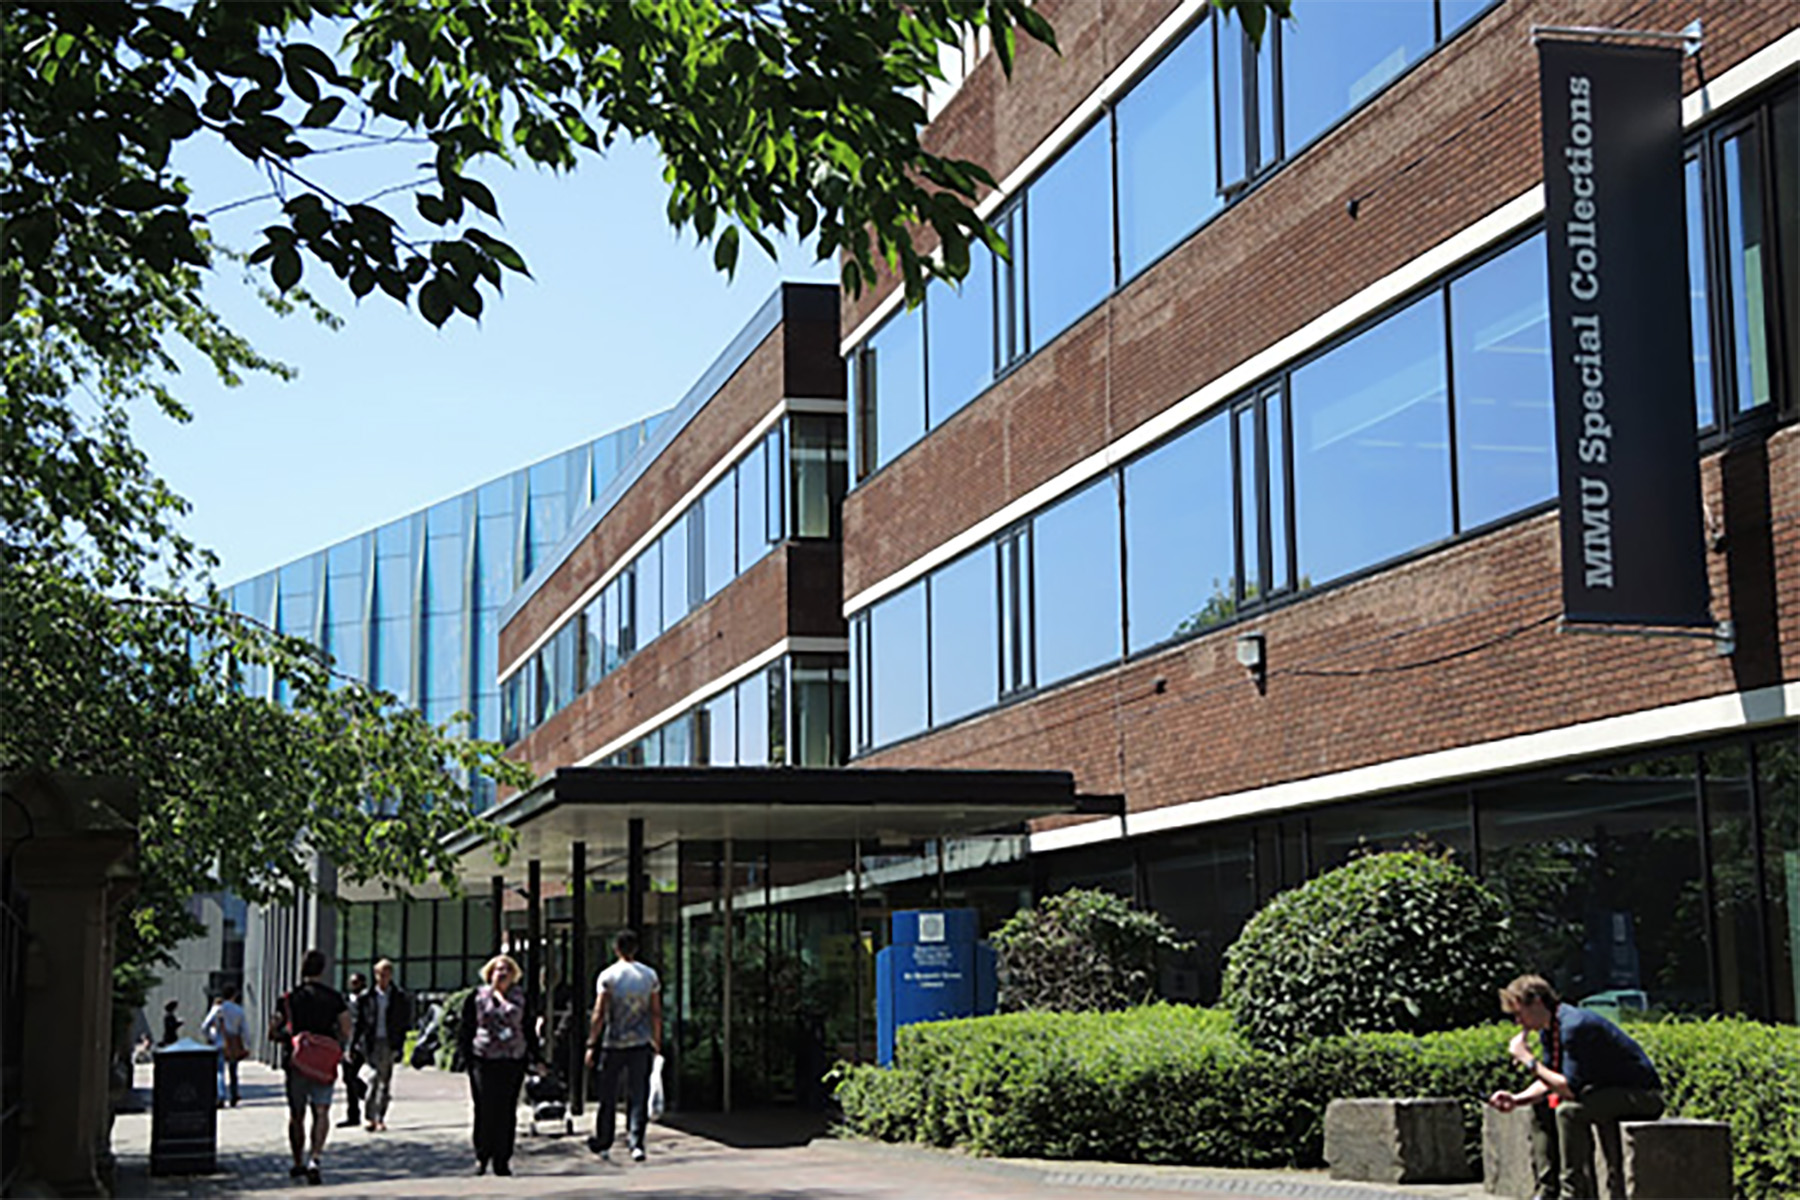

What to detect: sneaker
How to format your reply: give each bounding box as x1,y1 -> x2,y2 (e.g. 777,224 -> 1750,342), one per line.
288,1164 -> 307,1179
630,1147 -> 646,1162
493,1161 -> 512,1176
305,1162 -> 322,1186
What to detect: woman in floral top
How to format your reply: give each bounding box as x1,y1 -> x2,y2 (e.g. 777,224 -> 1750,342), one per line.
456,955 -> 539,1176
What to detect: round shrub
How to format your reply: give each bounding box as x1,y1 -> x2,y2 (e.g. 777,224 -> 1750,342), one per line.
991,887 -> 1190,1013
1222,850 -> 1517,1050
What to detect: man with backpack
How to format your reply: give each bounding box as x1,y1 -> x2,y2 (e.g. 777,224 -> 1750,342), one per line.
269,948 -> 352,1186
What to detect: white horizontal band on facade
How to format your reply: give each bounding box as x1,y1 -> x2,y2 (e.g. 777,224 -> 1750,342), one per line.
498,397 -> 841,685
572,635 -> 850,768
1029,682 -> 1800,857
840,0 -> 1209,356
841,28 -> 1800,621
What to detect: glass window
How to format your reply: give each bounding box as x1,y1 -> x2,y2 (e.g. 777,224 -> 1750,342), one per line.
500,675 -> 520,744
1451,234 -> 1555,529
616,568 -> 637,660
635,541 -> 663,645
926,243 -> 995,426
1310,792 -> 1472,873
1439,0 -> 1491,36
792,654 -> 848,767
869,581 -> 928,747
737,438 -> 771,573
438,898 -> 465,961
661,514 -> 691,631
1027,119 -> 1113,346
1754,734 -> 1797,1023
425,610 -> 463,708
663,713 -> 694,767
867,305 -> 926,474
1033,478 -> 1122,686
1119,25 -> 1219,279
526,458 -> 569,574
1143,829 -> 1257,1004
1292,295 -> 1452,587
1216,16 -> 1275,187
998,528 -> 1033,696
929,547 -> 998,726
1125,416 -> 1234,653
1772,92 -> 1798,409
603,577 -> 625,671
374,617 -> 411,701
738,671 -> 771,766
702,477 -> 735,599
768,662 -> 788,766
404,899 -> 433,959
1282,2 -> 1433,155
1478,755 -> 1709,1013
789,415 -> 847,539
582,594 -> 605,690
1267,392 -> 1290,593
425,533 -> 464,616
1686,154 -> 1718,429
475,512 -> 515,610
1720,127 -> 1776,414
345,903 -> 375,968
702,687 -> 738,766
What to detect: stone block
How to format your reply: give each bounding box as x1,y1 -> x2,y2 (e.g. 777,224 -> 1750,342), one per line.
1482,1104 -> 1535,1197
1621,1119 -> 1734,1200
1325,1097 -> 1472,1184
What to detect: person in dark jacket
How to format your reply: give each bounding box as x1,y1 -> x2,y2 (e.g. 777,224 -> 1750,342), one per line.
160,999 -> 183,1046
354,959 -> 412,1131
455,955 -> 541,1176
339,972 -> 368,1128
1487,974 -> 1663,1200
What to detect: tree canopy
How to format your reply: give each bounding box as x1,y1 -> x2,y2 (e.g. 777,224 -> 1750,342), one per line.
1,0 -> 1283,975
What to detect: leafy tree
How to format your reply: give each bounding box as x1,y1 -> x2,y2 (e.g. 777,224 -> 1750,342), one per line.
991,887 -> 1192,1013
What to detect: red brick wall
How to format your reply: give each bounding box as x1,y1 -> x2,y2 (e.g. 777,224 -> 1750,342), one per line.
841,0 -> 1798,598
856,425 -> 1799,827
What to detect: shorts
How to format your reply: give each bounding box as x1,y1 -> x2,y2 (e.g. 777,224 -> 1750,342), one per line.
284,1067 -> 335,1111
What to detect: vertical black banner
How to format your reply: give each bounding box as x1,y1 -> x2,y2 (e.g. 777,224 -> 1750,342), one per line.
1538,41 -> 1711,627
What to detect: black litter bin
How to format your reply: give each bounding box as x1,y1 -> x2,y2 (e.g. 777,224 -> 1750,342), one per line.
151,1038 -> 218,1175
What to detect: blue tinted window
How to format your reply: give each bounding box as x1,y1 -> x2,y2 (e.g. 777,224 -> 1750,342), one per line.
475,688 -> 497,743
868,306 -> 925,472
617,569 -> 637,659
425,532 -> 464,615
660,516 -> 689,632
374,524 -> 413,620
1687,156 -> 1717,428
635,543 -> 663,645
703,688 -> 738,765
926,243 -> 994,426
473,608 -> 497,697
500,676 -> 520,744
1721,129 -> 1775,413
1028,120 -> 1114,346
582,595 -> 605,690
1267,394 -> 1290,592
702,478 -> 735,599
869,582 -> 928,746
602,578 -> 624,672
929,547 -> 998,725
738,671 -> 771,766
1282,2 -> 1433,154
425,610 -> 463,707
662,714 -> 693,767
1216,18 -> 1273,185
737,438 -> 771,572
1450,235 -> 1554,529
1033,479 -> 1122,685
1119,26 -> 1219,279
1235,404 -> 1258,602
1292,295 -> 1451,586
791,415 -> 846,538
1125,416 -> 1234,652
1439,0 -> 1491,35
374,616 -> 411,701
475,514 -> 515,609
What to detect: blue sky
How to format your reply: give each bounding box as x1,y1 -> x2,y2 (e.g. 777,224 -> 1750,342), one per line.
138,130 -> 833,586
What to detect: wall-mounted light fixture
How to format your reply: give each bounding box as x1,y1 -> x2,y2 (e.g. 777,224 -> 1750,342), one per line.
1236,631 -> 1267,693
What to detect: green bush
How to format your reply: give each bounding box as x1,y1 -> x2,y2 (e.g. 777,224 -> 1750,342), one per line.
833,1007 -> 1800,1200
434,985 -> 474,1072
1222,850 -> 1517,1050
990,888 -> 1190,1013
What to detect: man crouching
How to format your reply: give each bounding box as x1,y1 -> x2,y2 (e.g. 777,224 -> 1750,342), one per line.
1486,974 -> 1663,1200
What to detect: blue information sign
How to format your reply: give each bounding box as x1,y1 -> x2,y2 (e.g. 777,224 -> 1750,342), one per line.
875,908 -> 996,1065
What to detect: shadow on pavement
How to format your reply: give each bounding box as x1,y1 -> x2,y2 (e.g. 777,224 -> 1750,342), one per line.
660,1107 -> 834,1149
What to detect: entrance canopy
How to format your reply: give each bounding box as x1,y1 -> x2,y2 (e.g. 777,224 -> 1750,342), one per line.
448,765 -> 1118,882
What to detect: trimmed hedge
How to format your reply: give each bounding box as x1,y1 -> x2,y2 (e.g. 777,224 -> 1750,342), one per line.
833,1007 -> 1800,1200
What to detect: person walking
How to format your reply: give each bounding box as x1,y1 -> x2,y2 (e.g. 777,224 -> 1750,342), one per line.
357,958 -> 412,1132
200,984 -> 249,1107
585,930 -> 662,1163
159,999 -> 183,1046
1487,974 -> 1664,1200
456,955 -> 539,1177
270,948 -> 352,1187
339,972 -> 368,1129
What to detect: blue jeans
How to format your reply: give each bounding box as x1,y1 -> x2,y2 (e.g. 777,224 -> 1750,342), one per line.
216,1052 -> 239,1104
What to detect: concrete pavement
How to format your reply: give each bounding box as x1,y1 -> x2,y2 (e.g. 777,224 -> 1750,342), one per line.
110,1061 -> 1492,1199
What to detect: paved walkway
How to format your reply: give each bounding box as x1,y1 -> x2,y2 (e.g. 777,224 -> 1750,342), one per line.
111,1062 -> 1492,1199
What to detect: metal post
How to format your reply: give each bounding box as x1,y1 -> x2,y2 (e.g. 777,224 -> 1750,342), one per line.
489,875 -> 504,955
526,858 -> 542,1035
627,818 -> 645,935
851,839 -> 863,1065
570,840 -> 587,1118
722,838 -> 734,1113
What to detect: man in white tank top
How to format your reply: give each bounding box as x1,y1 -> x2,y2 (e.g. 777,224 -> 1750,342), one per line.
584,929 -> 662,1162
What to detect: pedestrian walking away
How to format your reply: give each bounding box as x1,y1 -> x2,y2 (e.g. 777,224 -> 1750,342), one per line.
356,958 -> 412,1132
1486,974 -> 1664,1200
339,972 -> 368,1129
270,948 -> 352,1186
200,983 -> 250,1107
457,954 -> 542,1177
585,929 -> 662,1164
160,999 -> 182,1047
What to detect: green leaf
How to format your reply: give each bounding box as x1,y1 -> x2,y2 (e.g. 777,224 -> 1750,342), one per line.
300,96 -> 346,129
111,180 -> 184,212
271,246 -> 303,292
418,276 -> 452,326
712,224 -> 740,276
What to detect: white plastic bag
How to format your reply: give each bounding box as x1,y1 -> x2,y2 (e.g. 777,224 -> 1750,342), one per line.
647,1053 -> 666,1122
